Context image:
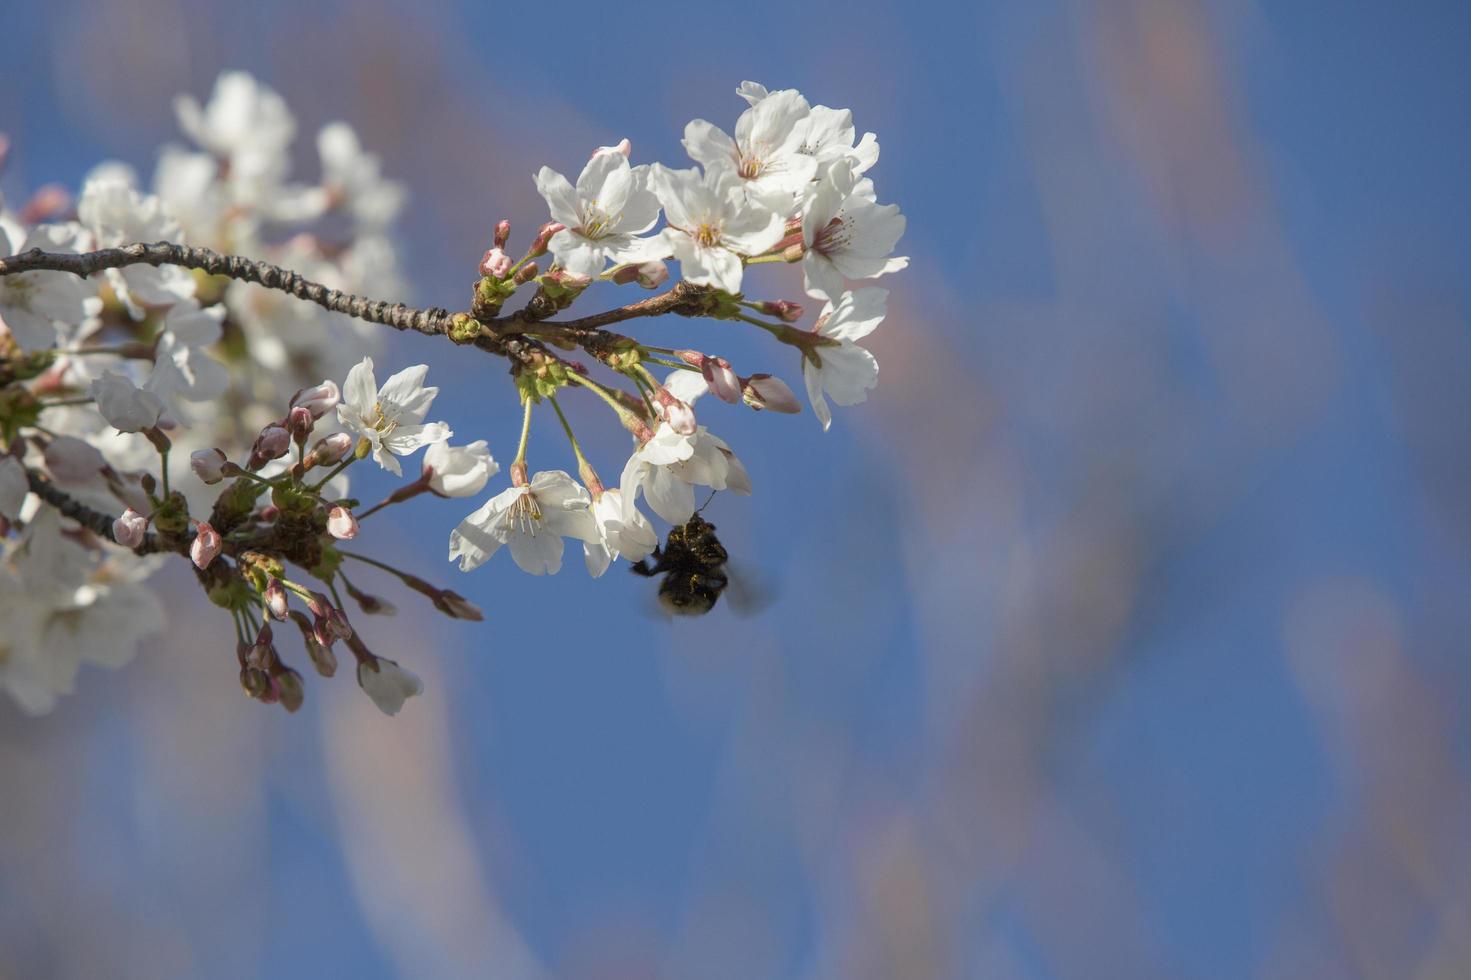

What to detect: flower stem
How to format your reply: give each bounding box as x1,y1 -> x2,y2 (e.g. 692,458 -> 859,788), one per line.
513,397 -> 533,468
566,371 -> 646,431
310,456 -> 354,492
548,395 -> 590,469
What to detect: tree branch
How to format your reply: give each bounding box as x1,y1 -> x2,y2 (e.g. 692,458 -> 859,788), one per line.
23,469 -> 175,555
0,242 -> 456,340
1,242 -> 715,367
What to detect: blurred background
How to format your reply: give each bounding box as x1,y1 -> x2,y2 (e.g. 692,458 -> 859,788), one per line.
4,0 -> 1471,976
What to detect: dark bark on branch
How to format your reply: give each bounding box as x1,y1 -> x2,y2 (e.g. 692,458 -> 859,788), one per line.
0,242 -> 455,339
0,242 -> 713,365
23,469 -> 174,555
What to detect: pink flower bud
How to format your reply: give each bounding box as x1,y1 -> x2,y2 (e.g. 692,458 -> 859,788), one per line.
274,667 -> 305,713
290,381 -> 340,419
249,426 -> 290,469
479,247 -> 513,279
654,387 -> 697,436
702,357 -> 743,404
191,447 -> 229,484
327,607 -> 354,641
310,432 -> 353,467
306,637 -> 338,677
327,506 -> 359,540
287,406 -> 314,444
113,507 -> 148,548
259,505 -> 280,522
635,260 -> 668,289
762,300 -> 805,322
530,222 -> 565,257
264,578 -> 289,621
675,349 -> 707,368
191,522 -> 222,570
493,219 -> 511,249
513,261 -> 539,285
742,373 -> 802,414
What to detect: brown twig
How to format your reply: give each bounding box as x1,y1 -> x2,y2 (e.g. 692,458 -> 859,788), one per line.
0,242 -> 456,340
23,469 -> 177,555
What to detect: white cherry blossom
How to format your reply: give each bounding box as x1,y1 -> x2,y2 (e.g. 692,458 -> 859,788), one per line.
448,470 -> 595,575
336,357 -> 452,476
619,423 -> 751,526
583,488 -> 657,578
173,71 -> 295,207
0,221 -> 99,350
90,370 -> 164,432
801,160 -> 907,302
649,164 -> 784,294
318,122 -> 406,232
802,287 -> 887,431
683,88 -> 817,209
144,299 -> 229,407
534,144 -> 666,277
357,657 -> 423,716
423,440 -> 498,498
796,106 -> 879,177
77,179 -> 196,315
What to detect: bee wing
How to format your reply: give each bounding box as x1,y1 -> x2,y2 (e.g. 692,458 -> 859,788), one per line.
724,562 -> 777,617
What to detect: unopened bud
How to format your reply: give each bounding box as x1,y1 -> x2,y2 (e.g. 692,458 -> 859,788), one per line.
249,425 -> 290,469
308,432 -> 353,467
288,406 -> 314,445
264,578 -> 289,620
529,222 -> 565,257
513,261 -> 539,285
493,219 -> 511,249
703,356 -> 743,404
326,506 -> 359,540
675,349 -> 707,368
635,260 -> 668,289
190,522 -> 222,569
274,667 -> 305,713
259,504 -> 280,522
611,260 -> 668,289
240,666 -> 271,700
743,373 -> 802,413
305,637 -> 338,677
654,387 -> 697,435
113,507 -> 148,548
782,243 -> 805,263
762,300 -> 805,322
329,607 -> 354,641
432,589 -> 484,621
289,381 -> 340,420
190,447 -> 229,484
479,247 -> 513,279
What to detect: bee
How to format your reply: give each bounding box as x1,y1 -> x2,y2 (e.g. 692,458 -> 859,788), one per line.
629,513 -> 730,616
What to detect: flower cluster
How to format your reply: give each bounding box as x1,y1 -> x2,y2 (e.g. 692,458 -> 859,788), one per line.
0,75 -> 904,717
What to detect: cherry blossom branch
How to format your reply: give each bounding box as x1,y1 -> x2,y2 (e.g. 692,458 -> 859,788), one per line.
1,241 -> 456,338
0,242 -> 717,366
22,468 -> 174,554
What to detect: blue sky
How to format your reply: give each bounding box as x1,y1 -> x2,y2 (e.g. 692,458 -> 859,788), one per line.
3,1 -> 1470,977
